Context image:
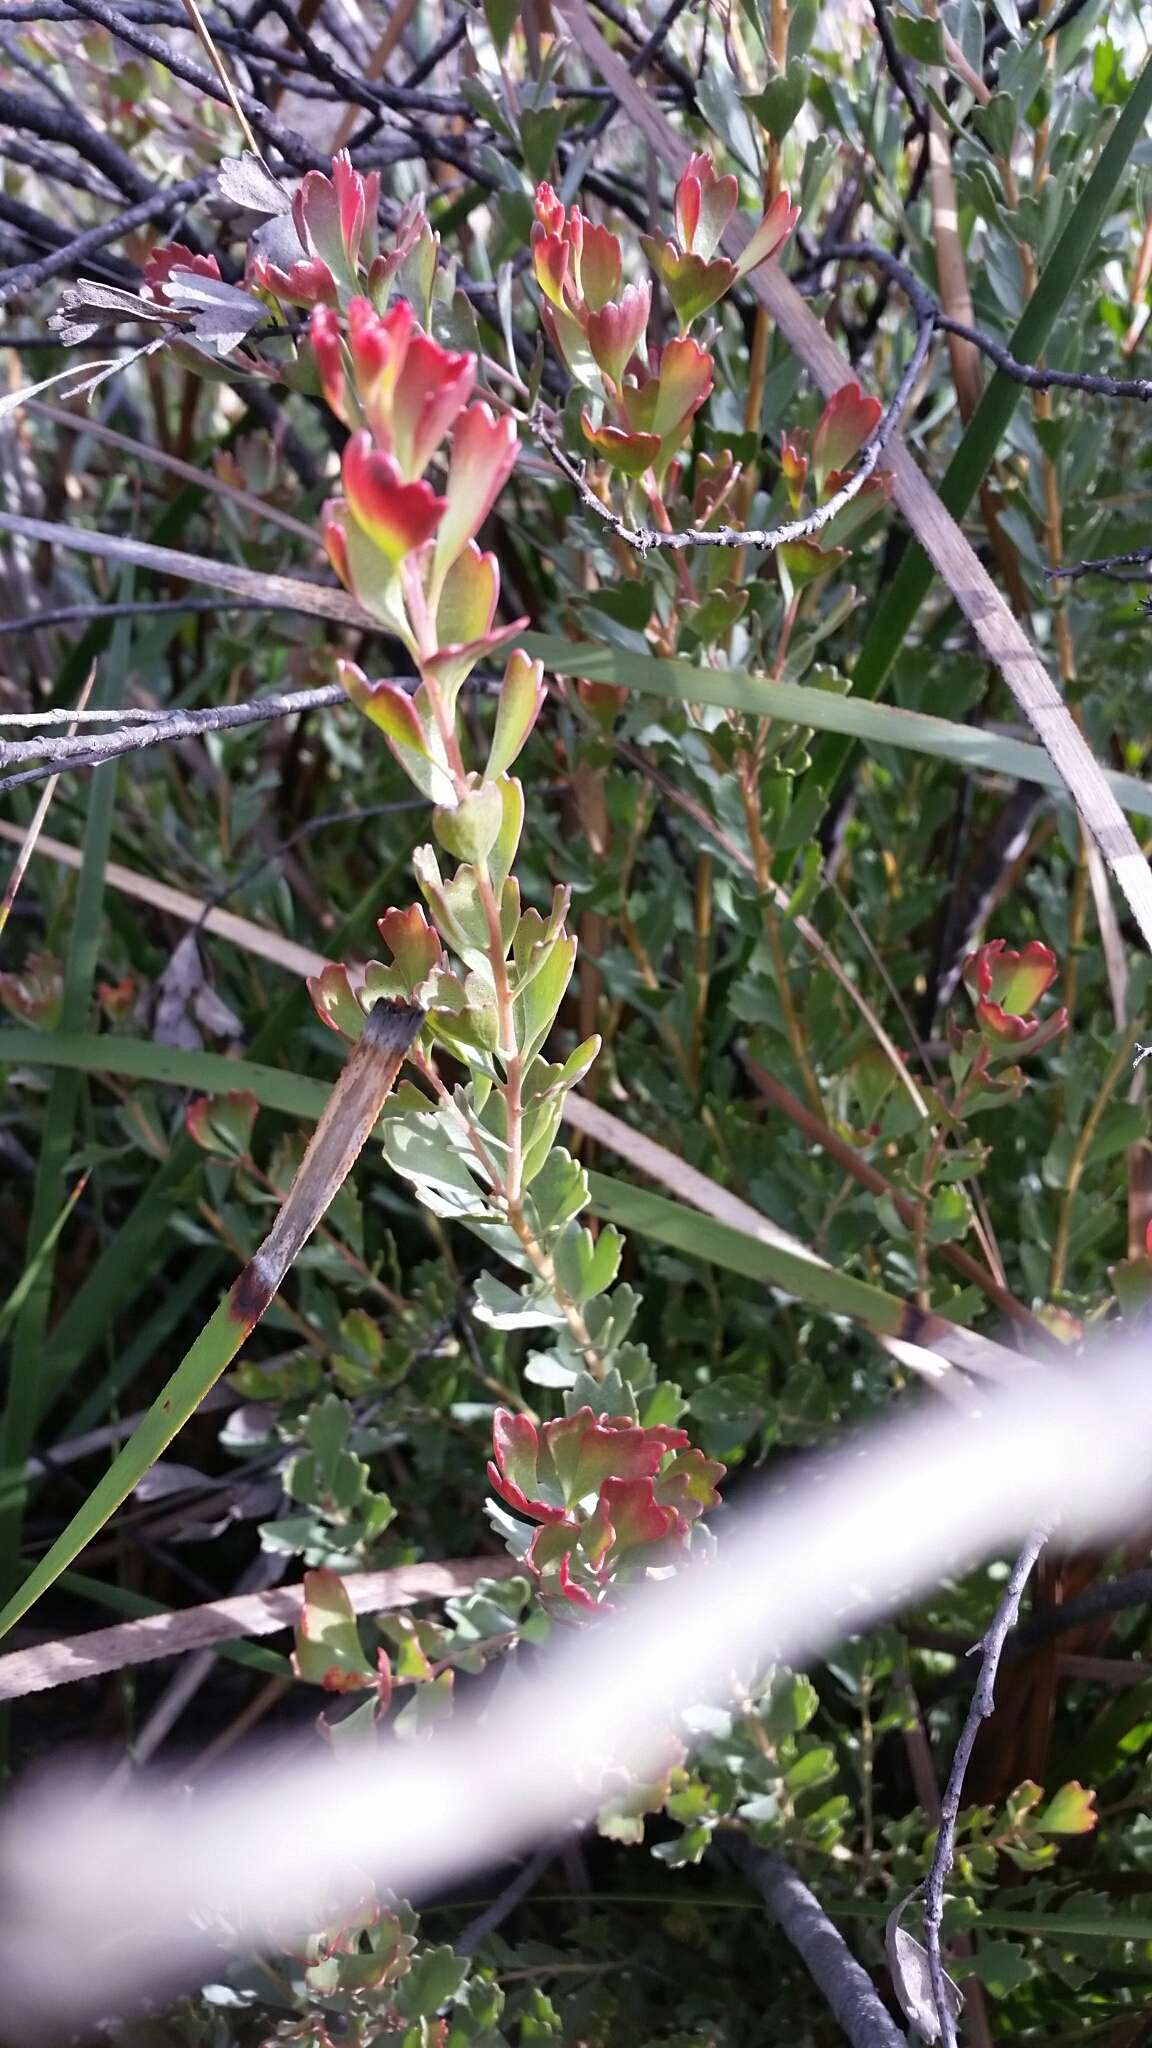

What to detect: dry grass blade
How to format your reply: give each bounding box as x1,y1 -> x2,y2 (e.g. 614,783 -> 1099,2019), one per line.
565,1092 -> 1026,1386
0,1558 -> 516,1700
0,510 -> 374,632
238,999 -> 423,1312
556,0 -> 1152,954
0,819 -> 329,978
180,0 -> 263,156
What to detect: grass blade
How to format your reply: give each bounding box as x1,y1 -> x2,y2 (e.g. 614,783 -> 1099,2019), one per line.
0,1026 -> 1023,1390
520,633 -> 1152,822
0,1000 -> 423,1642
0,625 -> 124,1609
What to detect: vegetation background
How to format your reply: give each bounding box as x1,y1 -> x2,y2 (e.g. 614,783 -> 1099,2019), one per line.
3,0 -> 1152,2040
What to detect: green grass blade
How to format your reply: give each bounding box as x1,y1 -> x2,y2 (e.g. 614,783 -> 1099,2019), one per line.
0,1177 -> 87,1348
585,1169 -> 918,1334
61,1249 -> 223,1446
520,634 -> 1152,822
0,1029 -> 1004,1369
0,622 -> 125,1608
0,1293 -> 266,1641
812,49 -> 1152,786
32,864 -> 402,1419
0,1028 -> 327,1118
0,1001 -> 420,1639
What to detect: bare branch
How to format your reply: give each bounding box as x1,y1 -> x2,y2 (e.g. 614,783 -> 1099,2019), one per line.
0,175 -> 214,303
724,1837 -> 912,2048
922,1527 -> 1050,2048
0,679 -> 352,773
537,310 -> 934,557
1045,544 -> 1152,584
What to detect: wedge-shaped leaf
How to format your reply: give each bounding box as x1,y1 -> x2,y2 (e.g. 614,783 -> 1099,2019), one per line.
292,1567 -> 387,1697
487,651 -> 546,779
514,933 -> 577,1061
526,1146 -> 590,1235
552,1221 -> 623,1305
383,1107 -> 494,1218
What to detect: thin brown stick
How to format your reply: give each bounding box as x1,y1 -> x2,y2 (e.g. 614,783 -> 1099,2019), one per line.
0,1558 -> 517,1699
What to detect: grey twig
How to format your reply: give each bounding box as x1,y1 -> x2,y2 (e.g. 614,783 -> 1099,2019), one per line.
724,1836 -> 906,2048
0,175 -> 214,303
1045,544 -> 1152,585
0,681 -> 353,784
922,1527 -> 1050,2048
540,311 -> 934,558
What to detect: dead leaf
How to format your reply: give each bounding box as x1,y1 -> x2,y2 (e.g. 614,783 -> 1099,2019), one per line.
885,1901 -> 963,2044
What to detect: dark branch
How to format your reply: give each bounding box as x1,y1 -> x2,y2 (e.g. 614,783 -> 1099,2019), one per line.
724,1836 -> 906,2048
868,0 -> 926,129
0,82 -> 155,202
0,176 -> 214,303
1013,1564 -> 1152,1648
1046,544 -> 1152,585
807,241 -> 1152,404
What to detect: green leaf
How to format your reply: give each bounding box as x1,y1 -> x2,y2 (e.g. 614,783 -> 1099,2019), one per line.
482,0 -> 519,52
395,1945 -> 469,2020
891,13 -> 947,64
784,1744 -> 837,1791
1038,1781 -> 1098,1835
551,1221 -> 623,1304
292,1568 -> 378,1693
519,106 -> 568,181
743,65 -> 809,142
515,933 -> 577,1061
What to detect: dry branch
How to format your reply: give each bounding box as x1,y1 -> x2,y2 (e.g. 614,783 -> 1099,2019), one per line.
0,1558 -> 515,1699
